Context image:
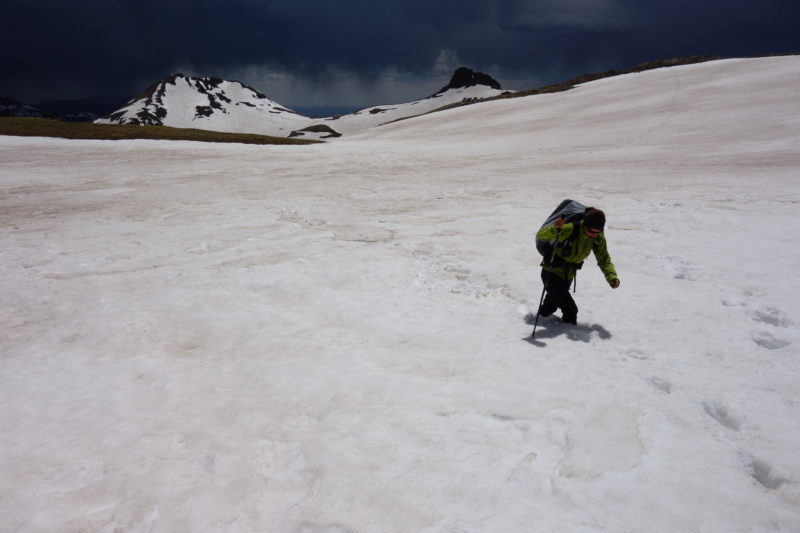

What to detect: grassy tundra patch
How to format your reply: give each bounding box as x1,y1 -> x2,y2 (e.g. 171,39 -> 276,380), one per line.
0,118 -> 320,145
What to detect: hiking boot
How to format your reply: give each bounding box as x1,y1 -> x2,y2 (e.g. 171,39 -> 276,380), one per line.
538,305 -> 556,318
562,316 -> 577,325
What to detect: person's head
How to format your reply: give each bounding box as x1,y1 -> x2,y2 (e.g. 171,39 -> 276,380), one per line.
584,207 -> 605,237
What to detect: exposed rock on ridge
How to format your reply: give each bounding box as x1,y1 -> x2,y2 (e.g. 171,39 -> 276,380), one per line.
99,73 -> 291,126
289,124 -> 342,139
436,67 -> 501,95
95,66 -> 509,139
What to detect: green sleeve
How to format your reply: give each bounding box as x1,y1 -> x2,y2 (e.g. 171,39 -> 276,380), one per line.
537,222 -> 578,243
593,236 -> 618,282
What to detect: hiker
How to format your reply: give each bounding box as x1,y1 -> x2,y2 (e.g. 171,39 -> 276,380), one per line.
536,207 -> 619,325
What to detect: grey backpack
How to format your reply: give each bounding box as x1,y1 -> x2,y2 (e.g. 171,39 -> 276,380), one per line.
535,199 -> 587,262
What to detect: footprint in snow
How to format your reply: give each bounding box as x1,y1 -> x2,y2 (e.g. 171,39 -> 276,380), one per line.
751,331 -> 791,351
701,399 -> 741,431
645,254 -> 699,281
748,307 -> 793,328
622,348 -> 650,361
647,377 -> 672,394
721,297 -> 746,307
738,452 -> 788,490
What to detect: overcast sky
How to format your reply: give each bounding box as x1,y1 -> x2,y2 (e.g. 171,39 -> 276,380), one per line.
2,0 -> 798,110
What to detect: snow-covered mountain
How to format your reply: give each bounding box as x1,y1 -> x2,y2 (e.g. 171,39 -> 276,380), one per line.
312,67 -> 511,137
95,68 -> 511,139
94,74 -> 312,138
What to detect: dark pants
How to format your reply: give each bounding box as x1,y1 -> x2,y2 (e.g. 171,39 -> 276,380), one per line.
539,269 -> 578,324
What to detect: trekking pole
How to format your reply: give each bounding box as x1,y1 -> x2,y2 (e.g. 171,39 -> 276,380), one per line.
531,228 -> 562,339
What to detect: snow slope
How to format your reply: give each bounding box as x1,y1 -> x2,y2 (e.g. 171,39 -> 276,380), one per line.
314,84 -> 510,136
2,56 -> 799,532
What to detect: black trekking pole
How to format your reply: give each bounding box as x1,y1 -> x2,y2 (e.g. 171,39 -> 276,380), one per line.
531,228 -> 562,339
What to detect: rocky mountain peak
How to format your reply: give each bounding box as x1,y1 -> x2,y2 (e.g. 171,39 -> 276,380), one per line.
437,67 -> 501,94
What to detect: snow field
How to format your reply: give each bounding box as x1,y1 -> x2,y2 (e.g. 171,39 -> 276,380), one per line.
1,56 -> 800,531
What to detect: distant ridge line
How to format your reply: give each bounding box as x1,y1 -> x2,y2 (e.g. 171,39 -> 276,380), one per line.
390,52 -> 799,123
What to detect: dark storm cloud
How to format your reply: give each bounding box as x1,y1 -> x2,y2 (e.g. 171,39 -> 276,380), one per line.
2,0 -> 798,105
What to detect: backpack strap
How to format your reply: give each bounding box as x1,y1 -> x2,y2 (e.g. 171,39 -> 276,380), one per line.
557,218 -> 585,287
560,217 -> 584,256
541,215 -> 585,270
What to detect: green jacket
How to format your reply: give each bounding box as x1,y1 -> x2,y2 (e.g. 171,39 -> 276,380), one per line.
537,220 -> 618,284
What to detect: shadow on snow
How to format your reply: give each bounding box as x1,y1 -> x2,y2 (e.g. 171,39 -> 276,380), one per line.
523,313 -> 612,346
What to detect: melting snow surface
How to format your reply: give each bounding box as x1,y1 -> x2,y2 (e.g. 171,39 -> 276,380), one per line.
2,57 -> 800,531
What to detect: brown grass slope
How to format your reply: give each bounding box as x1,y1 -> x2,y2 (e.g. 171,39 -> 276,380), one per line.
0,117 -> 320,145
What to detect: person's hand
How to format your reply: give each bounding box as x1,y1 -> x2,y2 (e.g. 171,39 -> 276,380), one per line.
554,218 -> 566,229
610,279 -> 620,289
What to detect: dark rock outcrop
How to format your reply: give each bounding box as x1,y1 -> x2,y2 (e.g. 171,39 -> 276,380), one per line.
436,67 -> 501,94
289,124 -> 342,138
100,73 -> 278,126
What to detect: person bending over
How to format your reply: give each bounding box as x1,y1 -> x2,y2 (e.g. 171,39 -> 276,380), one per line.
537,207 -> 620,325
